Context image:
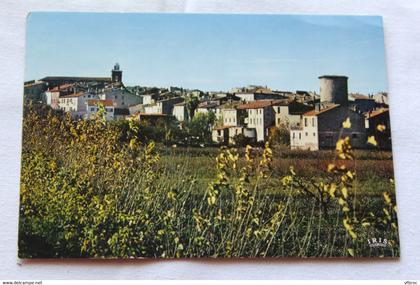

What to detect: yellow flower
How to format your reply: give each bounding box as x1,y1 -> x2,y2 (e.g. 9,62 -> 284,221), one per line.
329,183 -> 337,197
377,124 -> 386,132
383,192 -> 392,205
367,136 -> 378,146
327,163 -> 336,172
341,187 -> 349,199
342,117 -> 351,129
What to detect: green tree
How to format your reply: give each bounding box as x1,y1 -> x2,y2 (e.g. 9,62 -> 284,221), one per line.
185,112 -> 216,144
185,96 -> 199,120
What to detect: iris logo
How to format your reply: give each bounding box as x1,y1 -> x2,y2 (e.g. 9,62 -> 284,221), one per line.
367,237 -> 389,247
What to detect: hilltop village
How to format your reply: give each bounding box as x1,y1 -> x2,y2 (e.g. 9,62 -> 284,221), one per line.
24,63 -> 391,150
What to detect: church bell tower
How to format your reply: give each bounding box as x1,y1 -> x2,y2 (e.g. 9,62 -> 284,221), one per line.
111,63 -> 122,83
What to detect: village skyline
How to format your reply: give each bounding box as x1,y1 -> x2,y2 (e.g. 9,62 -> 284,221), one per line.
19,13 -> 399,260
25,13 -> 387,94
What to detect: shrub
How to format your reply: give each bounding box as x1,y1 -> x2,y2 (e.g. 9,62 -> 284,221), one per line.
19,106 -> 399,258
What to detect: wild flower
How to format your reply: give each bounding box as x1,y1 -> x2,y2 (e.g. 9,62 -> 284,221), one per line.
19,103 -> 399,258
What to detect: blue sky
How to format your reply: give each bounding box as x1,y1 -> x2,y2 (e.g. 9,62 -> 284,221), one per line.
25,13 -> 388,93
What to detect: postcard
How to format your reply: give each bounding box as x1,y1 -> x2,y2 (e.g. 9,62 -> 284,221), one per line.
19,13 -> 399,258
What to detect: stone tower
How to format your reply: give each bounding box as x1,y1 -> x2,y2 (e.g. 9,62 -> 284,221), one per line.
319,75 -> 348,105
111,63 -> 122,83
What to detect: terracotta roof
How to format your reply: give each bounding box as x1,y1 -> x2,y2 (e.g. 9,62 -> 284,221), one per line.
60,92 -> 85,98
236,100 -> 280,110
365,108 -> 389,119
86,99 -> 114,107
303,104 -> 340,116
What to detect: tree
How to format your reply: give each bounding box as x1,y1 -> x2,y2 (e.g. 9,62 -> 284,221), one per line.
185,96 -> 199,120
269,125 -> 290,146
185,112 -> 216,144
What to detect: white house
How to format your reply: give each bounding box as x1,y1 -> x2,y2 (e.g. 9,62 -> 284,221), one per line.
42,83 -> 75,110
237,100 -> 277,142
100,88 -> 142,108
290,104 -> 367,151
142,93 -> 159,105
273,101 -> 312,129
85,99 -> 115,121
58,91 -> 100,118
221,108 -> 239,127
144,97 -> 184,115
234,87 -> 285,102
212,125 -> 256,145
195,101 -> 220,115
172,102 -> 189,122
43,90 -> 61,110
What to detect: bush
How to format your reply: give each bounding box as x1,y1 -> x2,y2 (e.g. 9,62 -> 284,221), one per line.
19,104 -> 399,258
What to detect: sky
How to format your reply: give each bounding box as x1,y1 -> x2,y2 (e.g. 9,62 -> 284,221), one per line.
25,13 -> 388,94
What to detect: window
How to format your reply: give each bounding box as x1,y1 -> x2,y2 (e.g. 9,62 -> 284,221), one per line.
305,132 -> 308,136
352,133 -> 358,138
313,132 -> 316,137
312,118 -> 315,127
299,133 -> 301,139
115,95 -> 118,99
304,118 -> 308,127
293,132 -> 295,139
90,107 -> 95,112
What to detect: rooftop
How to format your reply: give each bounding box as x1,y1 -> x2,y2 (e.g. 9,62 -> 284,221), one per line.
365,108 -> 389,119
41,76 -> 112,82
237,100 -> 281,110
86,99 -> 114,107
318,75 -> 348,79
303,104 -> 340,116
60,92 -> 85,98
24,81 -> 46,88
50,83 -> 74,92
197,101 -> 220,109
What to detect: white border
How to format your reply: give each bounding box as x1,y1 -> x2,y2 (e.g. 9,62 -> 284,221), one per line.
1,0 -> 420,280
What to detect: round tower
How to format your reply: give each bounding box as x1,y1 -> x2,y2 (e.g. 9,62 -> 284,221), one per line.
112,63 -> 122,83
319,75 -> 348,105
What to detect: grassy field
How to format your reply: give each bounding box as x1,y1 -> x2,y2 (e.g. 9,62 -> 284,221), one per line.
18,104 -> 400,258
158,146 -> 395,196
